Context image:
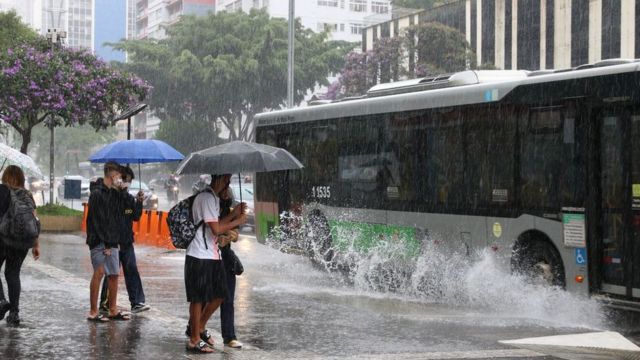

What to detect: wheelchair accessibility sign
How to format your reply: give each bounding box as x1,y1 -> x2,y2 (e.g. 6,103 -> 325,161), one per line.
575,248 -> 587,265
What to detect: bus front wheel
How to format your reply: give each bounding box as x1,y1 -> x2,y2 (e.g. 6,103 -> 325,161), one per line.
306,211 -> 334,264
512,236 -> 566,288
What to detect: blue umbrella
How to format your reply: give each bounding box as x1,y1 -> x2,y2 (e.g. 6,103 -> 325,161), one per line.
89,139 -> 184,188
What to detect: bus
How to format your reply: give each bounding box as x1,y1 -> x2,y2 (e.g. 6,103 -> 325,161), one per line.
254,59 -> 640,308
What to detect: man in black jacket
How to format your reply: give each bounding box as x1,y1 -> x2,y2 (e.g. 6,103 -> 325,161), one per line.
86,162 -> 130,322
99,166 -> 150,313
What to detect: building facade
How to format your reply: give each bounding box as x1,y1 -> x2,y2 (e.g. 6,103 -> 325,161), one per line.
135,0 -> 215,40
364,0 -> 639,71
216,0 -> 392,43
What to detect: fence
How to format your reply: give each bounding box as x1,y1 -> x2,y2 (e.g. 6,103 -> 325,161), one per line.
81,204 -> 175,249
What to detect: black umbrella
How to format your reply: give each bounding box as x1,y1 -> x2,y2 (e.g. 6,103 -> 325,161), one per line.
175,140 -> 304,202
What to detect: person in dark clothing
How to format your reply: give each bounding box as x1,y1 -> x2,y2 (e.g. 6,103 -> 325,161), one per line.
86,162 -> 130,322
99,166 -> 150,313
0,165 -> 40,326
218,187 -> 243,348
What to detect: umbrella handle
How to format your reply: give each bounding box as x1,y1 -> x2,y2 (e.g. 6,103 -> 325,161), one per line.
0,158 -> 6,172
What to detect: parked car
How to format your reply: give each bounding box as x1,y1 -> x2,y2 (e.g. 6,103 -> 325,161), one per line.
230,184 -> 254,232
58,175 -> 90,199
129,180 -> 158,210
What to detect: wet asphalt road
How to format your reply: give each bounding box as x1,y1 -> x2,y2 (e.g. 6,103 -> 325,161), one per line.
0,232 -> 636,359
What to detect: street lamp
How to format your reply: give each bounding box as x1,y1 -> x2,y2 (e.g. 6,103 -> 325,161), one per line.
112,103 -> 148,140
45,28 -> 67,205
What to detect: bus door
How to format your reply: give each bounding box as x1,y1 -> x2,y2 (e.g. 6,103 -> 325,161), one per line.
593,107 -> 640,300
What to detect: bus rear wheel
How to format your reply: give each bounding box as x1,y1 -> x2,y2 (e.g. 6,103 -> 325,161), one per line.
512,237 -> 565,288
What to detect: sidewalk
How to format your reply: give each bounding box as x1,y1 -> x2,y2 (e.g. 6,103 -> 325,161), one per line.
0,233 -> 260,360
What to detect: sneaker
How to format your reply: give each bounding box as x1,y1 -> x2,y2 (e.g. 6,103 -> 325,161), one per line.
225,340 -> 243,349
131,303 -> 151,313
6,311 -> 19,326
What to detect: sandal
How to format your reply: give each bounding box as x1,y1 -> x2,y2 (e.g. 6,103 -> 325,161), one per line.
186,340 -> 214,353
108,312 -> 131,321
87,314 -> 109,322
200,329 -> 215,347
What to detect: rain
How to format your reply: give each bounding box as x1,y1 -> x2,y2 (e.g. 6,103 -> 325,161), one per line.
1,1 -> 640,359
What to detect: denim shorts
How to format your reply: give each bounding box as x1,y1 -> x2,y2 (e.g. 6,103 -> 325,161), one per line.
90,243 -> 120,276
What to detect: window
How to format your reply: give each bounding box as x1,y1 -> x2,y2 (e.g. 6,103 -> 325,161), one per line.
371,1 -> 388,14
340,23 -> 345,32
350,23 -> 363,35
349,0 -> 367,12
318,0 -> 339,6
317,22 -> 338,32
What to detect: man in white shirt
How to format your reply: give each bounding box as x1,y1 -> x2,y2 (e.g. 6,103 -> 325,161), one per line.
184,174 -> 246,353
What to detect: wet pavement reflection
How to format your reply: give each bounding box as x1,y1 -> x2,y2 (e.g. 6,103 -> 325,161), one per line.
0,233 -> 632,359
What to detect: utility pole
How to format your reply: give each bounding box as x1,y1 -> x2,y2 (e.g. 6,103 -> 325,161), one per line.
287,0 -> 295,108
45,1 -> 66,204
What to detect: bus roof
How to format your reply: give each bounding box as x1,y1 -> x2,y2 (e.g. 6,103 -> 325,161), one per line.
255,60 -> 640,127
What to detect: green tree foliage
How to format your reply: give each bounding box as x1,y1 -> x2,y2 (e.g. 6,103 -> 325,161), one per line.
112,10 -> 352,141
406,21 -> 475,76
391,0 -> 447,10
0,10 -> 37,51
153,117 -> 225,157
29,123 -> 116,176
331,22 -> 477,98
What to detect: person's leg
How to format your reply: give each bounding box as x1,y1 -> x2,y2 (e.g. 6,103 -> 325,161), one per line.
4,247 -> 28,315
107,275 -> 119,316
220,272 -> 236,343
99,275 -> 109,310
0,242 -> 7,303
199,298 -> 223,333
89,266 -> 105,317
188,301 -> 213,352
120,244 -> 145,307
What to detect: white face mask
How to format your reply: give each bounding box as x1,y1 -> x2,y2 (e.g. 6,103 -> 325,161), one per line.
113,177 -> 123,188
122,182 -> 131,189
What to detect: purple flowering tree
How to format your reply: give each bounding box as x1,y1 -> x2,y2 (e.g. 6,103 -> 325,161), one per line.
0,43 -> 150,153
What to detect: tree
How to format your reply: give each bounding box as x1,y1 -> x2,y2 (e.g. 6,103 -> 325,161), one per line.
330,21 -> 475,98
405,22 -> 475,76
113,10 -> 352,141
391,0 -> 447,9
29,123 -> 116,176
153,117 -> 225,157
0,10 -> 37,51
0,42 -> 150,153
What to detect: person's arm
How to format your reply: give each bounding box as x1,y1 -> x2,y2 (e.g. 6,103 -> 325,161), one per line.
130,191 -> 143,221
207,215 -> 246,236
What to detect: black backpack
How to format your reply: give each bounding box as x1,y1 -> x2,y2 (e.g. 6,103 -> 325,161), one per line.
0,188 -> 40,249
166,189 -> 211,249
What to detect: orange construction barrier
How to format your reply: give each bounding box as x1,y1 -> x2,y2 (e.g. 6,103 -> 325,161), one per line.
81,205 -> 176,250
146,210 -> 160,245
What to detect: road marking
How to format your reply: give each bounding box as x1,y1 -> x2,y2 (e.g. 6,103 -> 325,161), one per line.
500,331 -> 640,351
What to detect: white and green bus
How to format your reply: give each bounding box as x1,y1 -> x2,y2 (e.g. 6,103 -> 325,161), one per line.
254,59 -> 640,307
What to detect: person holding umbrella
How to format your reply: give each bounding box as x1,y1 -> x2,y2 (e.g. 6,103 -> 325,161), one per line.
99,165 -> 150,314
184,174 -> 246,353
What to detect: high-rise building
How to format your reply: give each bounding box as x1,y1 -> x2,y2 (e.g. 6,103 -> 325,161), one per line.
216,0 -> 392,43
135,0 -> 215,40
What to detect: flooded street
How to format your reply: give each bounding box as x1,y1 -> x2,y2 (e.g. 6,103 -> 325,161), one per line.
2,232 -> 630,359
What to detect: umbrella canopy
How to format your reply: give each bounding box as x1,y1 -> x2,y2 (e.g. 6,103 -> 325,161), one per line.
89,139 -> 184,164
175,140 -> 303,175
0,143 -> 43,178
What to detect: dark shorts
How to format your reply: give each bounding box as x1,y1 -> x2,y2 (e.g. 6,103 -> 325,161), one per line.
184,256 -> 228,303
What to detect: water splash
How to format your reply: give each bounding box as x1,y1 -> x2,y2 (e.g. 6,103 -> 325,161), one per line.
266,211 -> 607,329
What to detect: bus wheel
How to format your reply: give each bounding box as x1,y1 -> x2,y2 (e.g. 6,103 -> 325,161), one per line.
306,211 -> 334,264
512,237 -> 565,288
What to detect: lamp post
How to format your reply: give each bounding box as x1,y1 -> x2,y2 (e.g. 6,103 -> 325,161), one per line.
45,28 -> 66,205
287,0 -> 295,108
